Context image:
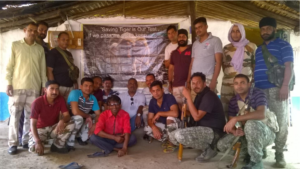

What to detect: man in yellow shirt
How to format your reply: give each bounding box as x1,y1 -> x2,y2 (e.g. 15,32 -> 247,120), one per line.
5,22 -> 47,155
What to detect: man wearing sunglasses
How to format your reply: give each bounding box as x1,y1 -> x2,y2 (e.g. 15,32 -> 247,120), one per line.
119,78 -> 146,132
89,95 -> 137,158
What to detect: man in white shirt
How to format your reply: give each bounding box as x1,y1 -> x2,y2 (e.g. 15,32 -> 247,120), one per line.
119,78 -> 146,132
164,25 -> 178,68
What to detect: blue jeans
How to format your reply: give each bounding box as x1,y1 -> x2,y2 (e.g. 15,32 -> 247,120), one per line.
90,134 -> 137,154
130,115 -> 136,132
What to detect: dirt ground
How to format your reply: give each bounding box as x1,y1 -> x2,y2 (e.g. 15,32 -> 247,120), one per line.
0,120 -> 299,169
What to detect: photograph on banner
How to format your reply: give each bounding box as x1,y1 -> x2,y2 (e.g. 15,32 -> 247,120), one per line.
83,24 -> 178,87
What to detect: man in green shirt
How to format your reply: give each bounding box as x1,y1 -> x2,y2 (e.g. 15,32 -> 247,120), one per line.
5,22 -> 47,155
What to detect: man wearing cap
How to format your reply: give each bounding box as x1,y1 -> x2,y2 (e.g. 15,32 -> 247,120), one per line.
168,29 -> 192,110
254,17 -> 294,168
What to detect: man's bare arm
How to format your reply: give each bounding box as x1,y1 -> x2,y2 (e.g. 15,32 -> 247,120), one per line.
47,67 -> 54,81
30,119 -> 41,143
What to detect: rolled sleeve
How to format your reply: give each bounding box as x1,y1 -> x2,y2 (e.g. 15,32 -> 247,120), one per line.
123,113 -> 131,134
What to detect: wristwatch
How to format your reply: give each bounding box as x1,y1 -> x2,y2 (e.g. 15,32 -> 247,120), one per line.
137,113 -> 141,117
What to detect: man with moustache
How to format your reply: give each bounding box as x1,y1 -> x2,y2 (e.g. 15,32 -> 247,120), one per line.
254,17 -> 294,168
36,21 -> 50,54
221,23 -> 257,119
164,25 -> 178,68
169,72 -> 225,162
168,29 -> 192,110
47,32 -> 78,101
119,78 -> 146,132
29,81 -> 75,155
188,17 -> 223,98
6,22 -> 47,155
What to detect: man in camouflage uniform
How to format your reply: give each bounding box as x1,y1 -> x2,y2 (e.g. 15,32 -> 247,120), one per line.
67,78 -> 101,148
254,17 -> 294,168
169,72 -> 226,162
29,81 -> 75,155
218,74 -> 277,169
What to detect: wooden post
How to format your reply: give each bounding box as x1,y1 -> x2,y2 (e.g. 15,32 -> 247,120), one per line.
189,1 -> 197,42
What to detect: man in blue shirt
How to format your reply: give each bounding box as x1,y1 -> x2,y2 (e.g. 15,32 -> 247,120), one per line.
67,78 -> 101,149
144,81 -> 179,153
254,17 -> 294,168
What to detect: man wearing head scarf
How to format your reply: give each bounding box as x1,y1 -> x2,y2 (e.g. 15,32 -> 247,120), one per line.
254,17 -> 294,168
221,23 -> 257,120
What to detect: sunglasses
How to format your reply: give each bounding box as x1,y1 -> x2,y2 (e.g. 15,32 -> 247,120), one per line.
131,98 -> 134,105
108,103 -> 120,107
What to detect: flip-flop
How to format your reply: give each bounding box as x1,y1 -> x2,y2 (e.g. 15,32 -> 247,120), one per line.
58,162 -> 83,169
163,145 -> 178,153
87,151 -> 109,158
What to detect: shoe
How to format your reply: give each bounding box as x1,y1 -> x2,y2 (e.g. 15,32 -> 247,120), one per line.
242,161 -> 263,169
76,137 -> 88,145
8,146 -> 18,155
196,147 -> 218,163
273,152 -> 286,168
50,144 -> 70,154
66,145 -> 76,151
22,144 -> 29,149
262,149 -> 267,159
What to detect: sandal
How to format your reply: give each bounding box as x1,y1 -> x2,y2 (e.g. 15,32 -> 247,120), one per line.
59,162 -> 83,169
163,144 -> 178,153
161,141 -> 170,148
87,151 -> 109,158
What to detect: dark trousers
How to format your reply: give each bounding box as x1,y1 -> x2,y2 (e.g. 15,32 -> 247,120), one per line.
90,134 -> 137,154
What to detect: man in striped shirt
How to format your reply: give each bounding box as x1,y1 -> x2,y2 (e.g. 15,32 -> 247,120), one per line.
218,74 -> 276,169
254,17 -> 293,168
66,78 -> 101,149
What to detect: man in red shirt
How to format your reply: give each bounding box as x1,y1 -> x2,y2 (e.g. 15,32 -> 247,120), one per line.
28,81 -> 75,155
89,95 -> 137,158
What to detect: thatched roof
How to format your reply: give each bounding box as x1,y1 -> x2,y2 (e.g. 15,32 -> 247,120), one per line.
0,1 -> 299,33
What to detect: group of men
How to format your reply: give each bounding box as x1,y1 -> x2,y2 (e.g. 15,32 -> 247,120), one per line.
5,16 -> 293,169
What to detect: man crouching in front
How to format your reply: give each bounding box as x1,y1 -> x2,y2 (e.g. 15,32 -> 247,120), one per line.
88,95 -> 137,158
29,81 -> 75,155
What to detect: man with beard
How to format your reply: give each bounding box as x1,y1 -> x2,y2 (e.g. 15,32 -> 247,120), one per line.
168,29 -> 192,110
36,21 -> 50,54
254,17 -> 294,168
6,22 -> 47,155
164,25 -> 178,68
29,81 -> 75,155
119,78 -> 146,132
188,17 -> 223,98
169,72 -> 225,162
47,32 -> 78,101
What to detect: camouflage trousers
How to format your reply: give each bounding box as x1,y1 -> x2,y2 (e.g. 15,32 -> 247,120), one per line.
28,120 -> 75,151
8,89 -> 39,147
144,117 -> 180,142
262,87 -> 289,153
59,86 -> 73,102
67,115 -> 95,146
169,126 -> 215,150
220,84 -> 235,120
217,120 -> 275,163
